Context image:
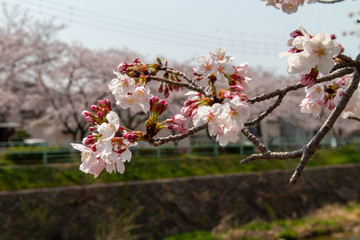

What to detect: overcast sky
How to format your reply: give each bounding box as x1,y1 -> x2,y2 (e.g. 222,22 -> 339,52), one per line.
2,0 -> 359,74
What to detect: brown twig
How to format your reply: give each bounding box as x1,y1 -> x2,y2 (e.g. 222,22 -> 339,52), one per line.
337,54 -> 354,63
248,67 -> 354,104
241,149 -> 303,164
348,116 -> 360,121
318,0 -> 345,3
245,94 -> 285,126
159,66 -> 209,96
149,76 -> 209,97
148,123 -> 208,146
241,128 -> 269,153
289,54 -> 360,184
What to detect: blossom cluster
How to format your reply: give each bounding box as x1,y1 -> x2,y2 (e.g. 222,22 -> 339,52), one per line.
108,70 -> 151,113
300,75 -> 360,118
280,27 -> 341,81
184,47 -> 252,145
71,99 -> 140,177
71,47 -> 253,177
193,47 -> 251,90
263,0 -> 318,14
279,28 -> 358,119
71,32 -> 353,178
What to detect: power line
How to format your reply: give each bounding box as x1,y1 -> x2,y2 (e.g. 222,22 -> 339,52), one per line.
40,0 -> 287,42
23,0 -> 285,50
3,0 -> 286,56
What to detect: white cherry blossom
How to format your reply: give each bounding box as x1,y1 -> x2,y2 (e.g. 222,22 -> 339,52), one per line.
95,136 -> 114,159
291,35 -> 310,50
281,51 -> 314,74
216,126 -> 240,147
233,63 -> 252,89
116,86 -> 151,113
193,103 -> 229,136
299,98 -> 322,118
263,0 -> 318,14
193,55 -> 216,76
108,72 -> 135,96
338,88 -> 360,119
281,29 -> 340,75
97,111 -> 120,141
225,96 -> 251,129
104,152 -> 125,174
305,84 -> 325,102
209,47 -> 233,63
303,32 -> 341,74
70,143 -> 105,178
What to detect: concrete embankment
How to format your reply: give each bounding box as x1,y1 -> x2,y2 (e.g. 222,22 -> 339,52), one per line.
1,164 -> 359,239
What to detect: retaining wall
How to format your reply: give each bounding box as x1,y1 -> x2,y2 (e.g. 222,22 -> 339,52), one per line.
1,164 -> 360,239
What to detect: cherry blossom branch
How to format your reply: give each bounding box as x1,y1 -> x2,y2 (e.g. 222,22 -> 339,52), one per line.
148,62 -> 355,154
241,149 -> 303,164
149,76 -> 210,96
148,123 -> 208,146
337,54 -> 354,63
289,54 -> 360,184
318,0 -> 345,3
248,67 -> 354,104
241,128 -> 269,153
348,116 -> 360,121
245,94 -> 285,126
159,66 -> 209,96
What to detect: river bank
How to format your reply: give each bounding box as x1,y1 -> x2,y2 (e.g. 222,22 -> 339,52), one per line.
1,164 -> 360,239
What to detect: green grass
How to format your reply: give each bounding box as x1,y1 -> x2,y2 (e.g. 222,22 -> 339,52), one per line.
164,231 -> 214,240
165,203 -> 360,240
0,146 -> 359,191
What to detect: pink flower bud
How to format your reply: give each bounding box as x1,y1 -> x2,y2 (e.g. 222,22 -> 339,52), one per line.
82,110 -> 91,117
97,111 -> 103,119
91,105 -> 99,113
149,96 -> 159,112
118,62 -> 129,72
173,114 -> 186,125
112,137 -> 124,145
89,127 -> 95,132
123,132 -> 139,143
184,99 -> 195,107
169,124 -> 188,134
82,135 -> 96,146
104,98 -> 112,111
230,84 -> 244,93
98,99 -> 105,107
165,118 -> 174,124
85,116 -> 93,123
90,144 -> 97,152
176,124 -> 189,134
155,100 -> 168,115
132,58 -> 141,64
288,48 -> 302,53
168,84 -> 173,92
300,68 -> 319,87
290,29 -> 303,38
164,86 -> 169,98
180,106 -> 192,118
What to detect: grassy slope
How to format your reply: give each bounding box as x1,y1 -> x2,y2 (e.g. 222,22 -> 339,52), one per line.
0,146 -> 359,191
164,203 -> 360,240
